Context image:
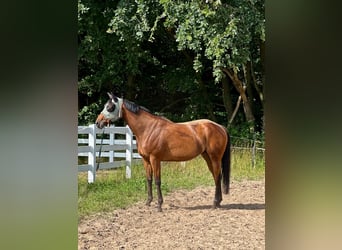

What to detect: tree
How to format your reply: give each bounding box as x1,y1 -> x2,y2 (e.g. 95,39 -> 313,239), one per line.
78,0 -> 265,134
157,0 -> 265,129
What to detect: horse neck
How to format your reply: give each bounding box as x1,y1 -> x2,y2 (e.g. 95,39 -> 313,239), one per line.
122,106 -> 160,137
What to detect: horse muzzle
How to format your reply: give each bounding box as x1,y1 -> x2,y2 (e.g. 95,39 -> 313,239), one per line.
95,113 -> 111,129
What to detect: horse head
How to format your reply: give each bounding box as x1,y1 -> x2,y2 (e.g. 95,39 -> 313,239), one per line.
95,92 -> 123,129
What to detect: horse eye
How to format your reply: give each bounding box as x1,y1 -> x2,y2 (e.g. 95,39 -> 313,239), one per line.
107,104 -> 115,112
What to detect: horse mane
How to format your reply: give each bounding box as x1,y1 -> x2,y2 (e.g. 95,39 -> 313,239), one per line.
123,99 -> 151,114
123,99 -> 171,122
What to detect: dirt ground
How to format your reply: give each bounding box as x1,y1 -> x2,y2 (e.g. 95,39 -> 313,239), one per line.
78,179 -> 265,249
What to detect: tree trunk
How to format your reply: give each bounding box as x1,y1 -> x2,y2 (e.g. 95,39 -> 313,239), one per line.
220,67 -> 255,124
260,39 -> 265,105
250,59 -> 264,107
222,75 -> 233,126
198,77 -> 216,122
229,95 -> 242,126
181,50 -> 216,122
245,62 -> 256,118
126,74 -> 135,100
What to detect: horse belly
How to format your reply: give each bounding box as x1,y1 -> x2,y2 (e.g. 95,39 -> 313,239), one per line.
161,139 -> 203,161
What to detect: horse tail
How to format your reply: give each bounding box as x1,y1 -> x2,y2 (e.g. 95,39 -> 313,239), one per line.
222,131 -> 231,194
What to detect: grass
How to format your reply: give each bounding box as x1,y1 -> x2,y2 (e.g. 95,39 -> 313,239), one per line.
78,149 -> 265,219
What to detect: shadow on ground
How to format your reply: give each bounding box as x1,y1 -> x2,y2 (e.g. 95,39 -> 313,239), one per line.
180,203 -> 265,211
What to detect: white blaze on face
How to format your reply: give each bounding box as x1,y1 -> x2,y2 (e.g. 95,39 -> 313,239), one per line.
101,97 -> 123,122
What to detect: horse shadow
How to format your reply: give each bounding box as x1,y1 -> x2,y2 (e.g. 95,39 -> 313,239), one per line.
180,203 -> 265,211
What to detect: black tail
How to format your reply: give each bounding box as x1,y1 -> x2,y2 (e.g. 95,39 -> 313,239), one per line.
222,132 -> 231,194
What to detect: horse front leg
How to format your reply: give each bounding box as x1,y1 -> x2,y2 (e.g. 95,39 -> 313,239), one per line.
155,179 -> 163,212
143,159 -> 153,206
146,178 -> 153,206
151,157 -> 163,212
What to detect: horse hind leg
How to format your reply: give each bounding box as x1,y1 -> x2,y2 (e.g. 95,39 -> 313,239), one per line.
201,152 -> 222,208
213,171 -> 223,208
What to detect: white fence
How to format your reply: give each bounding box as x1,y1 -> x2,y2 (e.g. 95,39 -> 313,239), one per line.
78,124 -> 141,183
230,136 -> 265,168
78,125 -> 265,183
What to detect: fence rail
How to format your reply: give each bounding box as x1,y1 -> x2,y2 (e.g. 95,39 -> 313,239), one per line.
78,124 -> 141,183
78,125 -> 265,183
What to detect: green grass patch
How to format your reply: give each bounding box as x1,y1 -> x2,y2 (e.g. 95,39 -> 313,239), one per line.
231,148 -> 265,181
78,149 -> 264,219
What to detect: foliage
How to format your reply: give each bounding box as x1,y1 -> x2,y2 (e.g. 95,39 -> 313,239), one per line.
78,0 -> 265,131
78,102 -> 101,126
158,0 -> 265,82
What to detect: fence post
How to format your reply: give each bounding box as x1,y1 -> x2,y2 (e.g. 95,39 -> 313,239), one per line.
88,124 -> 96,183
252,134 -> 256,168
109,128 -> 114,163
125,125 -> 133,178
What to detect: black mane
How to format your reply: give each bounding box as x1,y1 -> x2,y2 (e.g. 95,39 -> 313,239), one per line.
123,99 -> 171,122
124,100 -> 151,114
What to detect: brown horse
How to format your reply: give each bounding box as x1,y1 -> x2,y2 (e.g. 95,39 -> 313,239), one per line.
95,93 -> 231,212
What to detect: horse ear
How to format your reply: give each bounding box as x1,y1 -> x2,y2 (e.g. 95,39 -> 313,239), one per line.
107,92 -> 114,99
107,92 -> 119,103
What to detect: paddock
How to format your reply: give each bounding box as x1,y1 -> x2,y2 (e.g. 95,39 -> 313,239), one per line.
78,179 -> 265,249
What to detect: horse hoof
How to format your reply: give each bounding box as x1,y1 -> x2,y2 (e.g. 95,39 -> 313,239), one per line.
157,207 -> 162,212
222,185 -> 229,194
213,201 -> 221,209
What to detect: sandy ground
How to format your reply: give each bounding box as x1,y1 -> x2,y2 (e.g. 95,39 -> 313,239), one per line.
78,179 -> 265,249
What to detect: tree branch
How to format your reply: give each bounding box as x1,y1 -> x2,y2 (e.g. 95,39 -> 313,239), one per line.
229,95 -> 242,125
220,66 -> 255,123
